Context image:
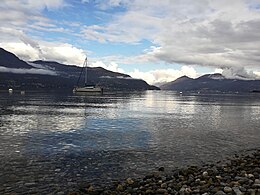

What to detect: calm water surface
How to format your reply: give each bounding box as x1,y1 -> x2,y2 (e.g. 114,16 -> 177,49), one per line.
0,91 -> 259,193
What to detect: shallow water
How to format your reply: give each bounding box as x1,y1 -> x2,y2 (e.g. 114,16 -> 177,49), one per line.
0,91 -> 260,193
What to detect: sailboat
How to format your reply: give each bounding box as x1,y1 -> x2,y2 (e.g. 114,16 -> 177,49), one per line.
73,57 -> 103,94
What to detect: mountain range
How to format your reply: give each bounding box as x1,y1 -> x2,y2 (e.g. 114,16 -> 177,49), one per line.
1,47 -> 259,93
0,48 -> 159,91
160,74 -> 260,93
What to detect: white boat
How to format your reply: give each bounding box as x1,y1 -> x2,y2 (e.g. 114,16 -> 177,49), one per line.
73,57 -> 103,94
73,86 -> 103,93
8,88 -> 13,94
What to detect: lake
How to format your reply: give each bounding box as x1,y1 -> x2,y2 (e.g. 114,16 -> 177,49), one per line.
0,91 -> 259,194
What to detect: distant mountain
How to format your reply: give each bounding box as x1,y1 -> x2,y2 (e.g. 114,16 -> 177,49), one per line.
0,48 -> 32,69
160,73 -> 260,93
0,48 -> 159,91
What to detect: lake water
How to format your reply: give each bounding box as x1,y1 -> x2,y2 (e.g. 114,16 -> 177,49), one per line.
0,91 -> 260,193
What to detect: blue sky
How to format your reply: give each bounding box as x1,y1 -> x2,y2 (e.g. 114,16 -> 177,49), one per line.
0,0 -> 260,85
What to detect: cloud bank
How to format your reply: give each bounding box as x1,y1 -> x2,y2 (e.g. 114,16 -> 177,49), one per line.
129,66 -> 198,85
0,66 -> 57,75
82,0 -> 260,78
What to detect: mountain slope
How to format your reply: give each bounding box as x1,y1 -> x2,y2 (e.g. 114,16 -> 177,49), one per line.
161,74 -> 260,93
0,48 -> 33,69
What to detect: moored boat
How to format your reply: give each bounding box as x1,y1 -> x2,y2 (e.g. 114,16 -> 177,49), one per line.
73,57 -> 103,94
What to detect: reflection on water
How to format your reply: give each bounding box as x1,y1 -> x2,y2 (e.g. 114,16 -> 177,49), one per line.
0,91 -> 260,193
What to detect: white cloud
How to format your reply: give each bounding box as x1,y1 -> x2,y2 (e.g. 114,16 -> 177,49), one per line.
93,0 -> 130,10
254,71 -> 260,77
0,41 -> 86,65
81,0 -> 260,77
0,0 -> 65,28
0,66 -> 57,75
0,0 -> 84,65
129,66 -> 198,85
214,68 -> 223,74
90,61 -> 125,73
221,67 -> 259,80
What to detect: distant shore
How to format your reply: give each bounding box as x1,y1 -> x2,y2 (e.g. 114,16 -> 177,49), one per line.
69,149 -> 260,195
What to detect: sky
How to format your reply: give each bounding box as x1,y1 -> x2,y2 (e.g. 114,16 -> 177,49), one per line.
0,0 -> 260,85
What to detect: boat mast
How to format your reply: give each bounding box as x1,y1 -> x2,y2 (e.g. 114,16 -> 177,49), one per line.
84,57 -> 88,86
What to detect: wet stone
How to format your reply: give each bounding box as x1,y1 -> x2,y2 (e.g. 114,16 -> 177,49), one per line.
224,186 -> 232,193
215,190 -> 226,195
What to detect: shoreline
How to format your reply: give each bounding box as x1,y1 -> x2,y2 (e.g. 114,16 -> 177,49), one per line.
71,149 -> 260,195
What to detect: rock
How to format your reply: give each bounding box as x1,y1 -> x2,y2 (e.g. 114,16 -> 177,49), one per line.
254,179 -> 260,184
247,189 -> 256,195
193,189 -> 200,193
87,185 -> 94,192
230,181 -> 240,187
247,174 -> 254,178
145,189 -> 154,194
208,178 -> 213,184
238,177 -> 249,184
215,190 -> 226,195
239,186 -> 246,192
224,186 -> 232,193
68,192 -> 79,195
157,188 -> 167,194
232,187 -> 243,195
126,178 -> 134,185
195,178 -> 201,184
212,187 -> 221,193
202,171 -> 209,177
252,183 -> 260,188
116,184 -> 123,191
158,167 -> 165,172
161,183 -> 167,188
24,182 -> 36,187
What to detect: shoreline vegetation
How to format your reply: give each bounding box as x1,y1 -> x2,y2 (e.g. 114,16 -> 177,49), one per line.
69,149 -> 260,195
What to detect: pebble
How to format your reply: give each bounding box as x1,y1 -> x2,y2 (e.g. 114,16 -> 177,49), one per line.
215,190 -> 226,195
157,188 -> 167,194
126,178 -> 134,185
3,150 -> 260,195
24,182 -> 36,187
224,186 -> 232,193
233,187 -> 243,195
203,171 -> 209,177
161,183 -> 167,188
254,179 -> 260,184
116,184 -> 123,191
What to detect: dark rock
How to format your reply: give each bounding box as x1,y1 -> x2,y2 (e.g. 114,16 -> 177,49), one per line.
158,167 -> 165,172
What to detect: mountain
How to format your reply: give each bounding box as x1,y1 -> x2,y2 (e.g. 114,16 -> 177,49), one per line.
0,48 -> 32,69
0,48 -> 159,91
160,73 -> 260,93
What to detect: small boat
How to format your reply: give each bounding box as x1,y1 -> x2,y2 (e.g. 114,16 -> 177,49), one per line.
73,57 -> 103,94
8,88 -> 13,94
73,85 -> 103,93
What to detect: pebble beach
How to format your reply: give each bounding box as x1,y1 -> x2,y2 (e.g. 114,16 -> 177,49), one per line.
69,150 -> 260,195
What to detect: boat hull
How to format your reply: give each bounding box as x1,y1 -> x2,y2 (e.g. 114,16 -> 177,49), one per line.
73,86 -> 103,94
